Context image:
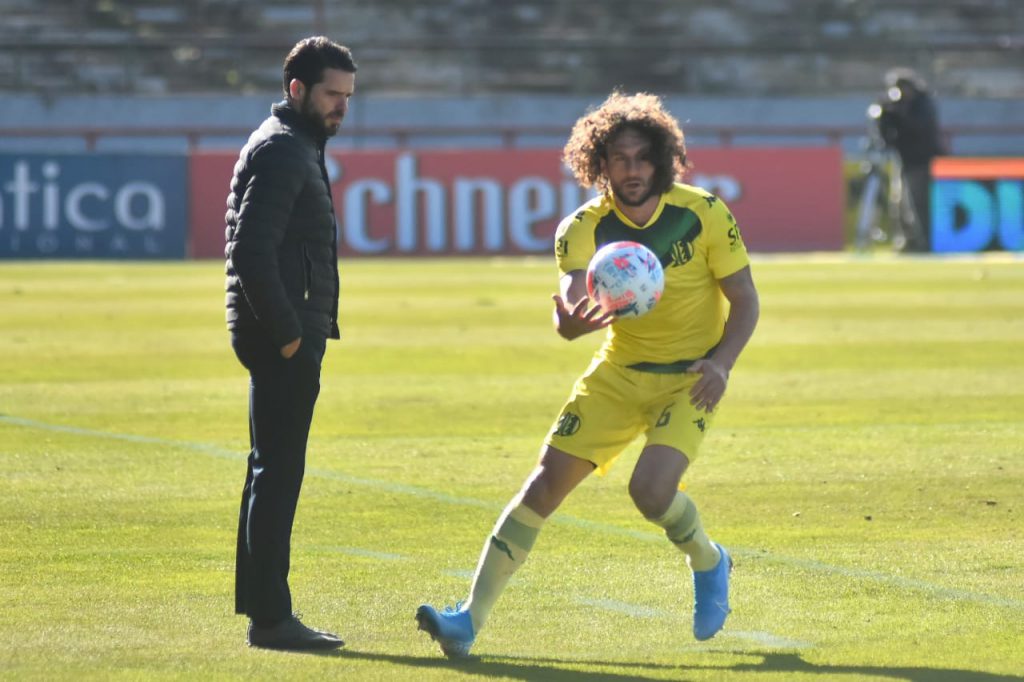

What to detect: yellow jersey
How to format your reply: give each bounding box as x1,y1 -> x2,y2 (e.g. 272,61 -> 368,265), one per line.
554,182 -> 750,366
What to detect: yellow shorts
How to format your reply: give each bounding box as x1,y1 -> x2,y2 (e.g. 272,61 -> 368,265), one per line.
544,358 -> 716,476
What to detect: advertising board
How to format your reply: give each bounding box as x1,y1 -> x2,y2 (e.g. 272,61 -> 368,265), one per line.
190,147 -> 844,257
0,154 -> 187,258
932,157 -> 1024,252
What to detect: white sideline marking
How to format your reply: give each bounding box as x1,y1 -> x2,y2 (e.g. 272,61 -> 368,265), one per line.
575,597 -> 667,619
574,600 -> 813,650
3,414 -> 1023,614
306,546 -> 406,561
442,569 -> 475,580
722,631 -> 813,649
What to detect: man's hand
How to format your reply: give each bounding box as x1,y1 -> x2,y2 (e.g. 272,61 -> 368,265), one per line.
280,337 -> 302,359
552,294 -> 614,341
686,357 -> 729,413
685,265 -> 759,413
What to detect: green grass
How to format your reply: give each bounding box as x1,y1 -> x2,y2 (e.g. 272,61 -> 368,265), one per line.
1,255 -> 1022,681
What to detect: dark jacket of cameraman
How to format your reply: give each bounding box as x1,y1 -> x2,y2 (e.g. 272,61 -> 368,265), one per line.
224,101 -> 341,346
879,93 -> 944,168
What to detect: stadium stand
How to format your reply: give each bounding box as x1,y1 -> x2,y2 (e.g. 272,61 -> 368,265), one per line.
1,0 -> 1022,97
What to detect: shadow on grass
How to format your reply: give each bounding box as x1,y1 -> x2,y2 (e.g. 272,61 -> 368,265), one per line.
337,649 -> 1024,682
336,649 -> 678,681
717,652 -> 1024,682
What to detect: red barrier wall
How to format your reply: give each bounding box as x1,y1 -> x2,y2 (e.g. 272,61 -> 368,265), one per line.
190,146 -> 844,257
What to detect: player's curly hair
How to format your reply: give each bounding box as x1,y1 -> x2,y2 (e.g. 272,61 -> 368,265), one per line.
563,91 -> 689,194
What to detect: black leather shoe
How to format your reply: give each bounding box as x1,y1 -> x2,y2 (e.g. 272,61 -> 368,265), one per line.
247,615 -> 345,651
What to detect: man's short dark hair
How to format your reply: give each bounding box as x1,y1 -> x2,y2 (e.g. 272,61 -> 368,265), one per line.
885,67 -> 927,95
283,36 -> 357,95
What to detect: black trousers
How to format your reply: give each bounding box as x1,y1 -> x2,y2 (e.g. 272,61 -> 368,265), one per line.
231,331 -> 327,625
900,162 -> 932,252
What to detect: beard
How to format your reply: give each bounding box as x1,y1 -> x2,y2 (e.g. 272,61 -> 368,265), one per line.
299,92 -> 341,138
610,180 -> 656,207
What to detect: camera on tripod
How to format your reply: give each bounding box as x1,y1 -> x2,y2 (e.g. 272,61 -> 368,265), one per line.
865,84 -> 908,149
855,83 -> 911,250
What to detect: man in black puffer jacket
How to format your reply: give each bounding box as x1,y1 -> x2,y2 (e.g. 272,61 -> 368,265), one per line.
872,68 -> 945,252
224,36 -> 355,651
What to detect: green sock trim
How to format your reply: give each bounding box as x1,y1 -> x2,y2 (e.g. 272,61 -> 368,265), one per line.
650,492 -> 699,544
647,493 -> 718,570
664,500 -> 699,544
497,510 -> 541,553
466,500 -> 546,632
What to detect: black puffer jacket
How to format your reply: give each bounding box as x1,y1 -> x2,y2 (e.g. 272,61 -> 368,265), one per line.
877,93 -> 944,168
225,101 -> 340,345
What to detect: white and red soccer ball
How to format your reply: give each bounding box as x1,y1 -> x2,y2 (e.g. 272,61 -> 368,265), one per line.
585,240 -> 665,319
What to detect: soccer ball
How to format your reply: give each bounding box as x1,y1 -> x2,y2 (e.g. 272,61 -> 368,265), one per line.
585,241 -> 664,319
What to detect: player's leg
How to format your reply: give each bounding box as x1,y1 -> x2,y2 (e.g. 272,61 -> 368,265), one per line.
417,359 -> 639,657
416,446 -> 594,658
465,445 -> 595,626
471,359 -> 640,624
631,443 -> 731,640
637,381 -> 731,640
630,444 -> 720,570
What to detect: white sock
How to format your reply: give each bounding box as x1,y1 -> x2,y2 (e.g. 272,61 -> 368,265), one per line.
463,496 -> 545,632
648,491 -> 721,572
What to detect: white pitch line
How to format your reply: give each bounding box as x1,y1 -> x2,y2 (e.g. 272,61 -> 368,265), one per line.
574,600 -> 813,650
442,569 -> 476,580
295,550 -> 814,649
3,414 -> 1023,613
720,630 -> 814,650
305,546 -> 407,562
575,597 -> 667,619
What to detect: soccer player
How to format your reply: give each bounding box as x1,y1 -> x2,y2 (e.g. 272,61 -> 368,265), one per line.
225,36 -> 355,650
416,91 -> 760,658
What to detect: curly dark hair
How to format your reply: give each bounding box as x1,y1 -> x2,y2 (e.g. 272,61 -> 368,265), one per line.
563,91 -> 689,195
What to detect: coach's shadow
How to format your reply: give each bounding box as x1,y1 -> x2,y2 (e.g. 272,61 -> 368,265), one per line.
338,650 -> 1024,682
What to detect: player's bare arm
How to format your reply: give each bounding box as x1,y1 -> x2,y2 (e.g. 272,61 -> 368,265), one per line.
552,269 -> 615,340
687,265 -> 760,412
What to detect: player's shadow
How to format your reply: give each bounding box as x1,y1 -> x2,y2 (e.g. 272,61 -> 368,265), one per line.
336,650 -> 680,681
337,650 -> 1024,682
698,651 -> 1024,682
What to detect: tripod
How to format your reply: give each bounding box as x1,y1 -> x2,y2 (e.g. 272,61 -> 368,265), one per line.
854,131 -> 904,251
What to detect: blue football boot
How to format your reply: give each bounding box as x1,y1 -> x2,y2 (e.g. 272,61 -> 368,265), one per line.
415,603 -> 475,658
692,543 -> 733,641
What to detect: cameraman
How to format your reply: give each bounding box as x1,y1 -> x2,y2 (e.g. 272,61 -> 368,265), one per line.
868,68 -> 945,252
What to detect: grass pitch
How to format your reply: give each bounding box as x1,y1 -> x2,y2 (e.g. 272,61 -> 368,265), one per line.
1,255 -> 1022,681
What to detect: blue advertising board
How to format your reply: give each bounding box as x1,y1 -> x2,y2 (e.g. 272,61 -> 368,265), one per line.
931,157 -> 1024,253
0,154 -> 188,259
